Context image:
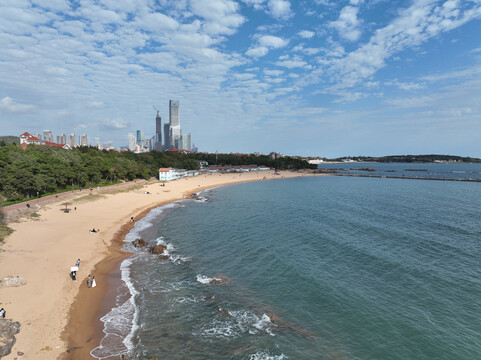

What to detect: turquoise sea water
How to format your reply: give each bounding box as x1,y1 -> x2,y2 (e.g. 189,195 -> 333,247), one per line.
92,167 -> 481,359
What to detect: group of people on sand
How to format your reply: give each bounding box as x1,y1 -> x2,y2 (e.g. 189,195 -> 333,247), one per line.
86,274 -> 96,288
70,259 -> 80,281
69,258 -> 96,288
89,228 -> 100,233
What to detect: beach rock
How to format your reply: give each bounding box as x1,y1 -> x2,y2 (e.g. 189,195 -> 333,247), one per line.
132,238 -> 146,248
149,245 -> 167,255
357,168 -> 375,172
0,276 -> 26,288
0,319 -> 20,357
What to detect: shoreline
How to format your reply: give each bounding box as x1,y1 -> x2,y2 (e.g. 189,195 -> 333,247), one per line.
0,171 -> 318,359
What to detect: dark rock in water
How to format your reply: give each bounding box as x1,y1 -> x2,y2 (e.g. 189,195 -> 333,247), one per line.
132,238 -> 146,248
149,244 -> 167,255
405,168 -> 428,172
356,168 -> 375,172
0,319 -> 20,357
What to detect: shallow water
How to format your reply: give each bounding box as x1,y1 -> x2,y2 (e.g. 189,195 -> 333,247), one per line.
92,171 -> 481,359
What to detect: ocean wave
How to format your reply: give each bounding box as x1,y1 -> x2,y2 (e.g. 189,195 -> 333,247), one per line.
91,257 -> 139,359
196,309 -> 276,340
196,274 -> 220,284
124,202 -> 181,245
228,310 -> 276,336
246,350 -> 288,360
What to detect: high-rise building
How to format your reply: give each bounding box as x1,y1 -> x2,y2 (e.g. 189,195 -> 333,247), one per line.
43,130 -> 53,143
94,137 -> 100,148
169,100 -> 181,148
136,130 -> 145,146
179,133 -> 191,151
79,134 -> 88,146
35,132 -> 42,141
154,111 -> 162,151
163,123 -> 171,150
69,133 -> 76,147
57,133 -> 66,145
128,133 -> 136,151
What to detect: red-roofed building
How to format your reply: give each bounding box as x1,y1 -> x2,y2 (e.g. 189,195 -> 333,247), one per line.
159,168 -> 174,181
19,132 -> 42,145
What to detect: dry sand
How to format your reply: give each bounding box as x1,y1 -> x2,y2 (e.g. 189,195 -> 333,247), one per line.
0,171 -> 316,359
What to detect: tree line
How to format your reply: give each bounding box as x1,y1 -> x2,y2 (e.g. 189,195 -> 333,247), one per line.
0,142 -> 314,203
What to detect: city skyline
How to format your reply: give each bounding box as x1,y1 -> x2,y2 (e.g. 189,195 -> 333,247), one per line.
1,2 -> 481,157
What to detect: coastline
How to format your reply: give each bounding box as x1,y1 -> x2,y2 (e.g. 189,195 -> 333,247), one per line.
0,171 -> 319,359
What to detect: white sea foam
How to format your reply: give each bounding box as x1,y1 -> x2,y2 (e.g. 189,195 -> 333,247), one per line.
91,256 -> 139,359
92,202 -> 183,359
228,310 -> 276,336
196,274 -> 223,284
195,309 -> 276,341
247,350 -> 288,360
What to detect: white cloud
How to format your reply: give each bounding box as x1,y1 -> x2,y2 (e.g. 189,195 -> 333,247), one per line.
328,0 -> 481,89
258,35 -> 289,48
101,118 -> 130,130
88,101 -> 104,108
135,12 -> 179,32
275,59 -> 308,69
190,0 -> 245,34
0,97 -> 35,113
330,5 -> 361,41
234,73 -> 257,80
264,69 -> 284,76
245,46 -> 268,57
268,0 -> 293,19
298,30 -> 315,39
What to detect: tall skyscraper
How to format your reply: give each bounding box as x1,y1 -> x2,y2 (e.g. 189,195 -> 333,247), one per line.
94,137 -> 100,148
69,133 -> 76,147
35,132 -> 42,141
163,123 -> 171,150
136,130 -> 145,146
154,111 -> 162,151
179,133 -> 191,151
127,133 -> 136,151
43,130 -> 53,143
169,100 -> 181,148
57,133 -> 66,145
79,134 -> 88,146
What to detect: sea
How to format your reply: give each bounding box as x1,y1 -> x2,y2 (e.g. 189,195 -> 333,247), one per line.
91,163 -> 481,360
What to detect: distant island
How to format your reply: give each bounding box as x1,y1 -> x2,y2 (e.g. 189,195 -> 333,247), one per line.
320,155 -> 481,163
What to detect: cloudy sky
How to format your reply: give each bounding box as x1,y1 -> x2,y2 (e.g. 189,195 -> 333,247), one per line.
1,0 -> 481,157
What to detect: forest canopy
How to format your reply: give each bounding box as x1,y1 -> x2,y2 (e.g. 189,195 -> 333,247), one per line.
0,142 -> 313,202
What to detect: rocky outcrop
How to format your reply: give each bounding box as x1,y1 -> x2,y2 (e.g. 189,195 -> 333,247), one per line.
0,319 -> 20,357
356,168 -> 375,172
0,276 -> 26,288
149,245 -> 167,255
132,238 -> 146,248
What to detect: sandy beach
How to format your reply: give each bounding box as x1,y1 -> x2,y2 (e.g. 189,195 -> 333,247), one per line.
0,170 -> 316,359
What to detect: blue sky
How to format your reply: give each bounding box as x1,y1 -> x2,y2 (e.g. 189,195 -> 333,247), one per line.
1,0 -> 481,157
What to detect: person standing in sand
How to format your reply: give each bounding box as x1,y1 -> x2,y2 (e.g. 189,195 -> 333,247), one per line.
91,276 -> 96,288
87,275 -> 91,288
76,259 -> 80,268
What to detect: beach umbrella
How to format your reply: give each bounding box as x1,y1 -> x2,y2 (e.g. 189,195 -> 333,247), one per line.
60,202 -> 71,212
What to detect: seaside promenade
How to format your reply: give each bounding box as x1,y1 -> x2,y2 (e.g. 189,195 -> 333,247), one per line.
0,171 -> 316,359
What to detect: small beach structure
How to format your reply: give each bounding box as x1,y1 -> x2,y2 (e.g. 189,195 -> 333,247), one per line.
60,202 -> 71,213
158,168 -> 175,181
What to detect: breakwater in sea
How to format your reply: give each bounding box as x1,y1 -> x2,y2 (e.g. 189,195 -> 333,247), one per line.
335,173 -> 481,182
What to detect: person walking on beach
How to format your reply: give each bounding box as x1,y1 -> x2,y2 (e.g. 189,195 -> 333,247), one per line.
0,308 -> 5,318
91,276 -> 96,288
76,259 -> 80,268
87,275 -> 91,288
